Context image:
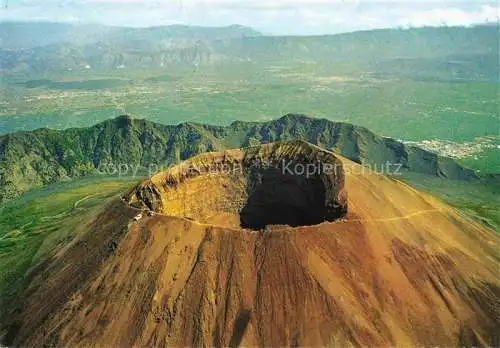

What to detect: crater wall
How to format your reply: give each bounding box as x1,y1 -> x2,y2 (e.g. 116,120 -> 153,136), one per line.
126,141 -> 347,229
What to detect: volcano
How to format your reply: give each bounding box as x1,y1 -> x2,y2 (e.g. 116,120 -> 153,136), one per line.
2,141 -> 499,347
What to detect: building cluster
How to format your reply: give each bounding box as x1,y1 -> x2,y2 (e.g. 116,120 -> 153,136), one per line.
404,137 -> 498,160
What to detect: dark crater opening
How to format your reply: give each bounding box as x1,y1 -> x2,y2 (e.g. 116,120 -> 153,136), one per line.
240,167 -> 335,229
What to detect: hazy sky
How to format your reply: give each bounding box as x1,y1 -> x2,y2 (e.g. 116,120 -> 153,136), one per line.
1,0 -> 499,35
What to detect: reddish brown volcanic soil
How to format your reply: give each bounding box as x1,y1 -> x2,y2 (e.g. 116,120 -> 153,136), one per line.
2,141 -> 499,347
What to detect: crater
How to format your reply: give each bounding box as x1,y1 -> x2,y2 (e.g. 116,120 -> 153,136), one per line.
126,141 -> 347,230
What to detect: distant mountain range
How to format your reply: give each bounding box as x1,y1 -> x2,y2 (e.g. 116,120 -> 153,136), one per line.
0,22 -> 263,49
0,22 -> 262,71
0,114 -> 478,204
0,22 -> 497,81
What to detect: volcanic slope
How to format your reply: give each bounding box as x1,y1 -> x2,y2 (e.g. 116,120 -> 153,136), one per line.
2,141 -> 499,347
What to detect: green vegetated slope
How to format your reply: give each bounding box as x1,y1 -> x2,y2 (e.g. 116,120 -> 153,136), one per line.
0,177 -> 138,315
400,172 -> 500,230
0,114 -> 478,204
